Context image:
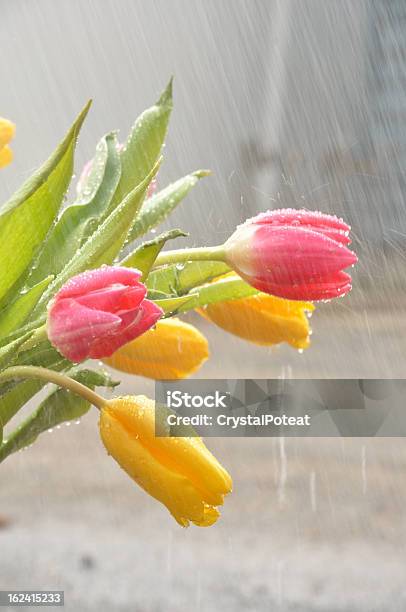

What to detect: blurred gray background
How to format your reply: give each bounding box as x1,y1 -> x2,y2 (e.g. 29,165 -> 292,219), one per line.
1,1 -> 406,611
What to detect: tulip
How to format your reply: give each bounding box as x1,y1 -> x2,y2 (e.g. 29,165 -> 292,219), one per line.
0,117 -> 15,168
223,209 -> 358,301
47,266 -> 163,362
99,394 -> 232,526
0,117 -> 15,149
104,317 -> 209,380
144,177 -> 157,199
0,146 -> 12,169
198,277 -> 314,349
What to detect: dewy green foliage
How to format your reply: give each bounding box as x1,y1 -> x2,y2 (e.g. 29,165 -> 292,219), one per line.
0,102 -> 90,306
0,276 -> 53,338
0,79 -> 255,462
28,132 -> 122,286
121,228 -> 188,279
0,369 -> 118,460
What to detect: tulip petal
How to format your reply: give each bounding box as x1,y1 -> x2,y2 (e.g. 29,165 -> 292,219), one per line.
248,271 -> 353,301
0,118 -> 15,149
57,266 -> 142,299
103,318 -> 209,380
47,298 -> 121,361
88,300 -> 163,358
225,208 -> 357,302
76,159 -> 93,195
117,299 -> 163,339
100,410 -> 212,526
48,298 -> 121,337
251,208 -> 351,233
199,290 -> 313,349
47,267 -> 162,362
76,284 -> 146,313
56,336 -> 101,363
100,397 -> 231,527
0,145 -> 13,169
312,227 -> 351,245
253,226 -> 357,284
106,396 -> 232,507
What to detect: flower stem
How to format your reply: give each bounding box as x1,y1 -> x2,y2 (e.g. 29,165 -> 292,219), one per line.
153,245 -> 226,267
0,366 -> 105,410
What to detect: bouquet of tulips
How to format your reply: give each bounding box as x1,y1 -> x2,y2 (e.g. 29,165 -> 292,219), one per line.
0,81 -> 357,526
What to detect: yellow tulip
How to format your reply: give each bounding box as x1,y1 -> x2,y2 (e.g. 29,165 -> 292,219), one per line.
0,145 -> 13,169
0,118 -> 15,169
0,117 -> 15,149
103,318 -> 209,380
99,395 -> 232,527
198,282 -> 314,349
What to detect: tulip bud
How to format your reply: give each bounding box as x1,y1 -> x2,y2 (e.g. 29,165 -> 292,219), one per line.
198,277 -> 314,349
104,318 -> 209,380
99,395 -> 232,526
47,266 -> 163,362
0,145 -> 13,169
224,209 -> 357,301
0,117 -> 15,149
0,117 -> 15,169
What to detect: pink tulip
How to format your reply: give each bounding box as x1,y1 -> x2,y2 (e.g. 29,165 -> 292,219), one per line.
224,209 -> 358,301
47,267 -> 163,362
146,177 -> 157,199
76,159 -> 93,195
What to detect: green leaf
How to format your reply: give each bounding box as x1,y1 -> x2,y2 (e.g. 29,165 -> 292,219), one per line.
14,341 -> 66,369
154,277 -> 258,316
153,295 -> 198,315
76,137 -> 116,202
0,358 -> 116,429
146,289 -> 173,300
177,261 -> 232,293
0,368 -> 117,463
0,276 -> 53,340
32,159 -> 161,318
0,391 -> 91,463
0,355 -> 68,427
192,277 -> 258,306
0,378 -> 50,427
0,102 -> 91,303
147,260 -> 230,296
109,79 -> 173,212
121,229 -> 188,279
28,132 -> 121,287
126,170 -> 210,244
0,318 -> 46,350
0,331 -> 34,372
0,341 -> 64,392
0,339 -> 70,407
66,366 -> 119,389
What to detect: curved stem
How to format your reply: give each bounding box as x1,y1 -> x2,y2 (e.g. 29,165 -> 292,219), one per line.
0,366 -> 105,410
153,245 -> 226,267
